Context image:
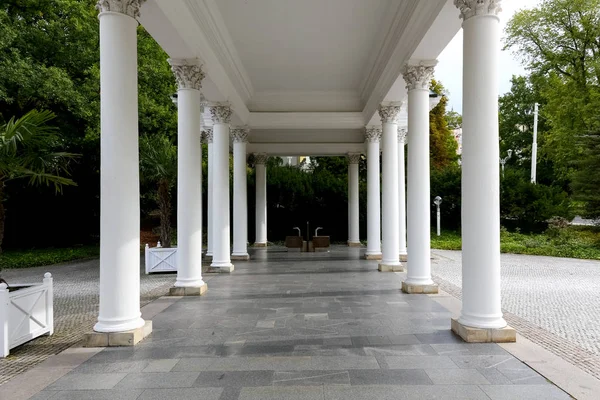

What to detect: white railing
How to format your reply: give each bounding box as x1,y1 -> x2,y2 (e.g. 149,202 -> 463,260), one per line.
0,273 -> 54,357
145,243 -> 178,274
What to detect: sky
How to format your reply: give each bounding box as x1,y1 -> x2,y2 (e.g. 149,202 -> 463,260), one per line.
436,0 -> 542,113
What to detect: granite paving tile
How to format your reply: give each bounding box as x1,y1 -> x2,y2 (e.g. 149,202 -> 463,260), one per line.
425,368 -> 490,385
348,369 -> 433,385
46,372 -> 127,390
114,372 -> 201,389
480,384 -> 572,399
385,355 -> 458,369
137,387 -> 223,400
238,385 -> 324,400
273,370 -> 350,386
193,370 -> 274,387
32,389 -> 144,400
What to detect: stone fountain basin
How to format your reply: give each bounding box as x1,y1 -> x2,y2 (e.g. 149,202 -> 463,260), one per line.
285,236 -> 303,248
312,236 -> 330,248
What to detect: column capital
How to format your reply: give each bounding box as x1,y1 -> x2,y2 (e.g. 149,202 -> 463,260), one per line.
203,127 -> 213,143
210,105 -> 232,124
96,0 -> 146,19
231,127 -> 249,143
254,153 -> 269,165
365,127 -> 382,143
454,0 -> 502,21
378,104 -> 402,124
402,62 -> 437,91
397,128 -> 407,144
168,59 -> 205,91
347,153 -> 362,164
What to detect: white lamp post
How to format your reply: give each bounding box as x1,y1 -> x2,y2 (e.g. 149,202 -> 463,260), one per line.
499,149 -> 512,177
531,103 -> 539,184
433,196 -> 442,237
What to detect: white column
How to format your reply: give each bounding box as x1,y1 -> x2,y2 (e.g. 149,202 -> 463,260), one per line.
205,128 -> 213,258
365,128 -> 382,259
347,153 -> 361,247
254,153 -> 268,246
378,105 -> 402,272
456,1 -> 509,331
231,128 -> 250,260
209,106 -> 234,272
95,1 -> 145,333
402,62 -> 438,294
169,59 -> 206,291
397,128 -> 407,261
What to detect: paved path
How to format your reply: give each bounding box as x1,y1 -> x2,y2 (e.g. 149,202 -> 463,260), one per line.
432,250 -> 600,379
0,258 -> 181,385
24,247 -> 568,399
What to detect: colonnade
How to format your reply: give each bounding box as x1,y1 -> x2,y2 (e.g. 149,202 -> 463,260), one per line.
94,0 -> 512,343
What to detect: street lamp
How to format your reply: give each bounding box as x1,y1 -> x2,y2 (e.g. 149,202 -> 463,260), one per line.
433,196 -> 442,236
500,149 -> 512,177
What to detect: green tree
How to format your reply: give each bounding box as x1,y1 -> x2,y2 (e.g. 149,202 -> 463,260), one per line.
140,135 -> 177,247
505,0 -> 600,217
429,80 -> 459,169
0,110 -> 77,252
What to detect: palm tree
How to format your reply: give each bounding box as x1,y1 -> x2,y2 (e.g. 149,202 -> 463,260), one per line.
139,134 -> 177,247
0,110 -> 78,253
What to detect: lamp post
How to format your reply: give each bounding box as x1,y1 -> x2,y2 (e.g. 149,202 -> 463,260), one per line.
433,196 -> 442,237
531,103 -> 539,184
500,149 -> 512,177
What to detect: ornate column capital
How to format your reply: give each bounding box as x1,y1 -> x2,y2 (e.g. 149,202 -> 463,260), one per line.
402,62 -> 437,91
168,59 -> 205,91
210,105 -> 232,124
378,105 -> 402,124
365,127 -> 382,143
203,127 -> 213,143
254,153 -> 269,165
347,153 -> 362,164
96,0 -> 146,19
454,0 -> 502,21
397,128 -> 407,144
231,127 -> 249,143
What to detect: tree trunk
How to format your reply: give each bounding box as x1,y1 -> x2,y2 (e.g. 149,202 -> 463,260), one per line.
0,183 -> 5,255
157,179 -> 172,248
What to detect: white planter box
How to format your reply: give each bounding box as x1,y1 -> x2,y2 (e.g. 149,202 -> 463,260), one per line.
1,273 -> 54,357
145,244 -> 177,274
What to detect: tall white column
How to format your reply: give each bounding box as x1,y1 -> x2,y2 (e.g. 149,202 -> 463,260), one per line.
95,1 -> 145,333
397,128 -> 407,261
209,106 -> 234,272
454,1 -> 513,340
378,105 -> 402,272
231,128 -> 250,260
205,128 -> 213,258
402,62 -> 438,294
347,153 -> 361,247
254,153 -> 268,247
365,128 -> 382,260
169,59 -> 206,294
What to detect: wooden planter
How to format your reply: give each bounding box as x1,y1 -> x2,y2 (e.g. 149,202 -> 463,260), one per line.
0,273 -> 54,357
145,243 -> 177,274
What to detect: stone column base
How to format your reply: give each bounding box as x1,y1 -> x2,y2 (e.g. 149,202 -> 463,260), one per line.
209,264 -> 235,273
365,253 -> 382,260
401,281 -> 438,294
84,320 -> 152,348
253,242 -> 267,247
169,283 -> 207,296
378,263 -> 404,272
399,254 -> 408,262
203,254 -> 213,262
451,318 -> 516,343
231,254 -> 250,261
347,241 -> 362,248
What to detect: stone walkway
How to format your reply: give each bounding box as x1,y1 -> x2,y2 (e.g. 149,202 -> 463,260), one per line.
26,247 -> 568,399
431,250 -> 600,379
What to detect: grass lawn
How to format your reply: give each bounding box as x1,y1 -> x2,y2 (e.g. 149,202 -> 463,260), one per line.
0,245 -> 99,270
431,226 -> 600,260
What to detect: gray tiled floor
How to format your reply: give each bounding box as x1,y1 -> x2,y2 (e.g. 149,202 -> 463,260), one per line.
32,246 -> 570,399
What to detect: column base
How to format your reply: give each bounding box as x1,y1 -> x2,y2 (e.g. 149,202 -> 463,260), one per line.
169,283 -> 207,296
84,321 -> 152,348
399,253 -> 408,262
204,254 -> 213,262
401,281 -> 438,294
347,241 -> 362,248
231,254 -> 250,261
451,318 -> 516,343
378,263 -> 404,272
253,242 -> 268,247
209,264 -> 235,273
365,253 -> 382,260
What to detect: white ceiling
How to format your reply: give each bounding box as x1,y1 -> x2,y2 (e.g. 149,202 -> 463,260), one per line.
216,0 -> 393,93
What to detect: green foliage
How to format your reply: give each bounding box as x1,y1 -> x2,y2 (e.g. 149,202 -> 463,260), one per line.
500,169 -> 572,230
139,135 -> 177,186
0,245 -> 99,270
429,80 -> 459,169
